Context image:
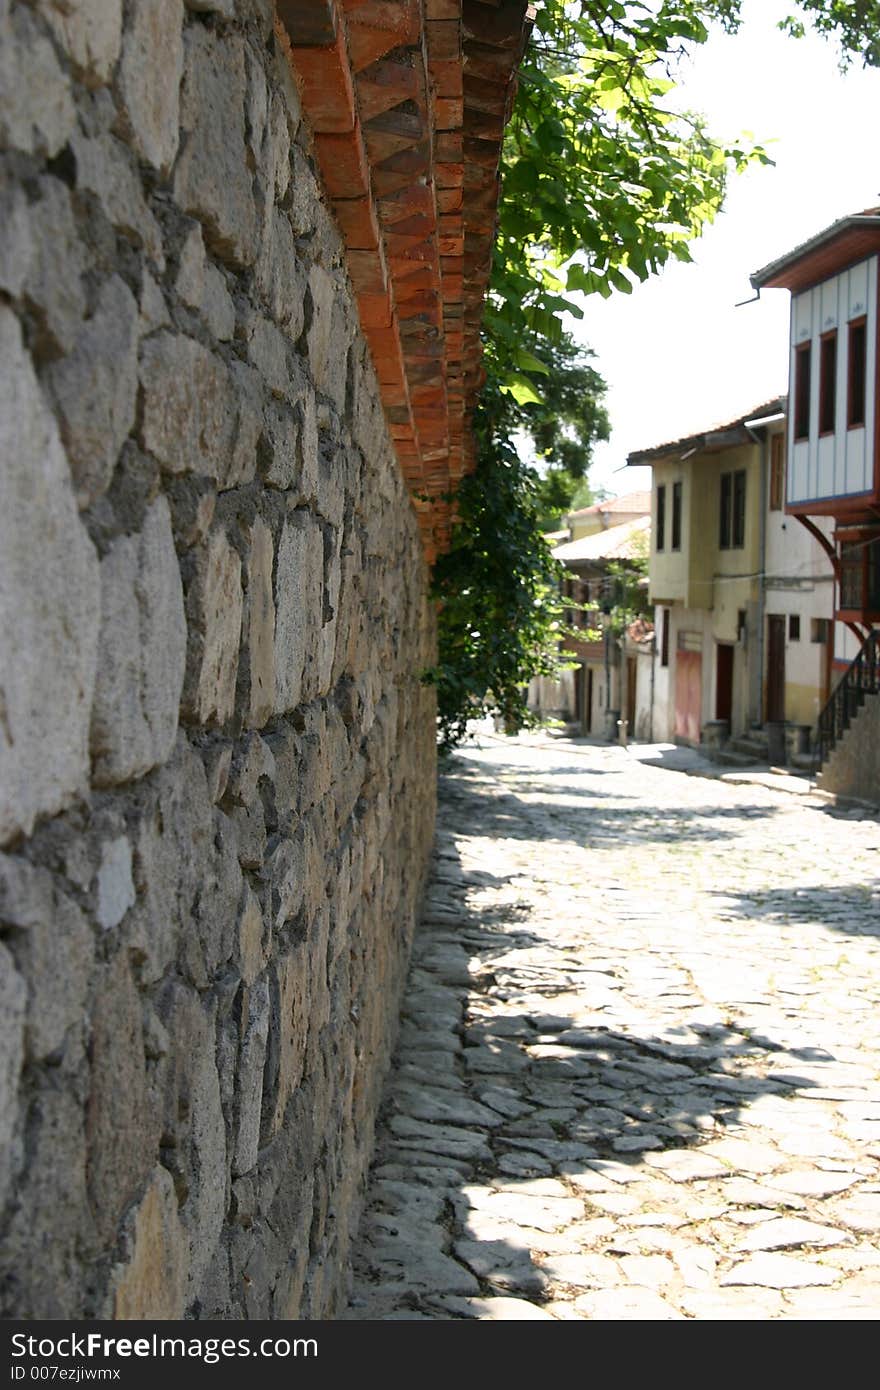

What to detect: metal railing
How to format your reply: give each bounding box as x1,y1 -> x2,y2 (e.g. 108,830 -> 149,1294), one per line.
816,628 -> 880,765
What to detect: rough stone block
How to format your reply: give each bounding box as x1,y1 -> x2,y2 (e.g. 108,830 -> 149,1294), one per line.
90,495 -> 187,784
116,0 -> 184,173
226,732 -> 276,806
0,308 -> 99,846
127,738 -> 212,983
259,399 -> 299,490
237,884 -> 267,987
193,808 -> 243,976
255,209 -> 306,337
0,1086 -> 90,1317
182,529 -> 243,727
37,0 -> 123,86
140,272 -> 170,333
140,332 -> 235,482
22,177 -> 87,356
271,943 -> 311,1134
234,978 -> 270,1176
86,952 -> 157,1244
158,986 -> 227,1296
245,518 -> 276,728
203,265 -> 236,341
318,529 -> 342,696
228,361 -> 263,488
0,943 -> 26,1209
175,27 -> 258,266
274,513 -> 324,712
0,856 -> 94,1063
175,222 -> 235,338
175,222 -> 207,308
46,274 -> 139,508
71,131 -> 165,268
307,264 -> 349,410
262,829 -> 307,931
242,310 -> 293,401
112,1166 -> 189,1319
96,836 -> 136,930
245,41 -> 268,161
0,7 -> 76,158
299,393 -> 320,500
289,145 -> 320,238
0,174 -> 33,298
230,800 -> 266,870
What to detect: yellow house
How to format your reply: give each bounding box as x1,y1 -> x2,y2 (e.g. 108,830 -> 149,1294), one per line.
567,491 -> 652,542
628,398 -> 834,753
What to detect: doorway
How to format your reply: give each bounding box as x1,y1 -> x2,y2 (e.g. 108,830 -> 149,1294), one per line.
766,614 -> 786,722
716,643 -> 734,723
584,667 -> 593,733
674,649 -> 702,743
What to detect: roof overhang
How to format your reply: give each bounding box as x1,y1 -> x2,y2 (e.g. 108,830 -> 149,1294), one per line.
750,214 -> 880,294
278,0 -> 533,562
627,397 -> 785,466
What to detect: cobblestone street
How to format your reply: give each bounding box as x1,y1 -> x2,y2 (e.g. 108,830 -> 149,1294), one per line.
346,736 -> 880,1320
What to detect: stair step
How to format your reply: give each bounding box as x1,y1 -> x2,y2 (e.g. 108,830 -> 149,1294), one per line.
727,737 -> 768,758
711,748 -> 765,767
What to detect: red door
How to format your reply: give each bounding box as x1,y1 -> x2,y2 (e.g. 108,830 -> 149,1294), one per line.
675,650 -> 702,743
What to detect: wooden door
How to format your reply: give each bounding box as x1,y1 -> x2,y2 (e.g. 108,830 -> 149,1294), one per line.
627,658 -> 637,728
716,643 -> 734,722
674,650 -> 702,743
766,615 -> 786,721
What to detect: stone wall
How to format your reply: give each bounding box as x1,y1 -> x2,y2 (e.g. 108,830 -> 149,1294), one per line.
818,693 -> 880,805
0,0 -> 437,1318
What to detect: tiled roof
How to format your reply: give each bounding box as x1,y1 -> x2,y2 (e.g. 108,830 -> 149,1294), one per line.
554,514 -> 651,564
567,491 -> 651,520
751,209 -> 880,293
281,1 -> 532,561
627,396 -> 786,465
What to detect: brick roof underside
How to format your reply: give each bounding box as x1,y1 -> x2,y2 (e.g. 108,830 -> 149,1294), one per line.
278,0 -> 532,562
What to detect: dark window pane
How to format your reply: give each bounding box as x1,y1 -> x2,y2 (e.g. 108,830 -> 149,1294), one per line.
656,485 -> 666,551
819,332 -> 837,435
671,481 -> 682,550
719,472 -> 731,548
788,614 -> 800,641
848,318 -> 867,428
840,543 -> 862,609
733,470 -> 746,548
769,433 -> 784,511
794,343 -> 811,441
868,539 -> 880,611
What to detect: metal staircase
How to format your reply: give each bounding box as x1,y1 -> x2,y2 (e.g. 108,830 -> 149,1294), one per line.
816,629 -> 880,765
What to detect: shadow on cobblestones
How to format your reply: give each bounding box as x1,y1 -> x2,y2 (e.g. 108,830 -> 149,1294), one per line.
445,763 -> 778,847
348,993 -> 823,1318
347,742 -> 880,1319
716,883 -> 880,939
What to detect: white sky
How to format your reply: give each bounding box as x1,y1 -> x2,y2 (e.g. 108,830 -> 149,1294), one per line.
576,0 -> 880,498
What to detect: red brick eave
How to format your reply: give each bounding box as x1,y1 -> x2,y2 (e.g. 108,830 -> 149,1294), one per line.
277,0 -> 532,565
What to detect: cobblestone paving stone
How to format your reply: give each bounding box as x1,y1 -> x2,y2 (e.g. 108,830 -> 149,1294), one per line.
345,736 -> 880,1319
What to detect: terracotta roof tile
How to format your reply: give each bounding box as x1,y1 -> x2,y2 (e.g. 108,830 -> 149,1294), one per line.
281,0 -> 532,562
567,491 -> 651,520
